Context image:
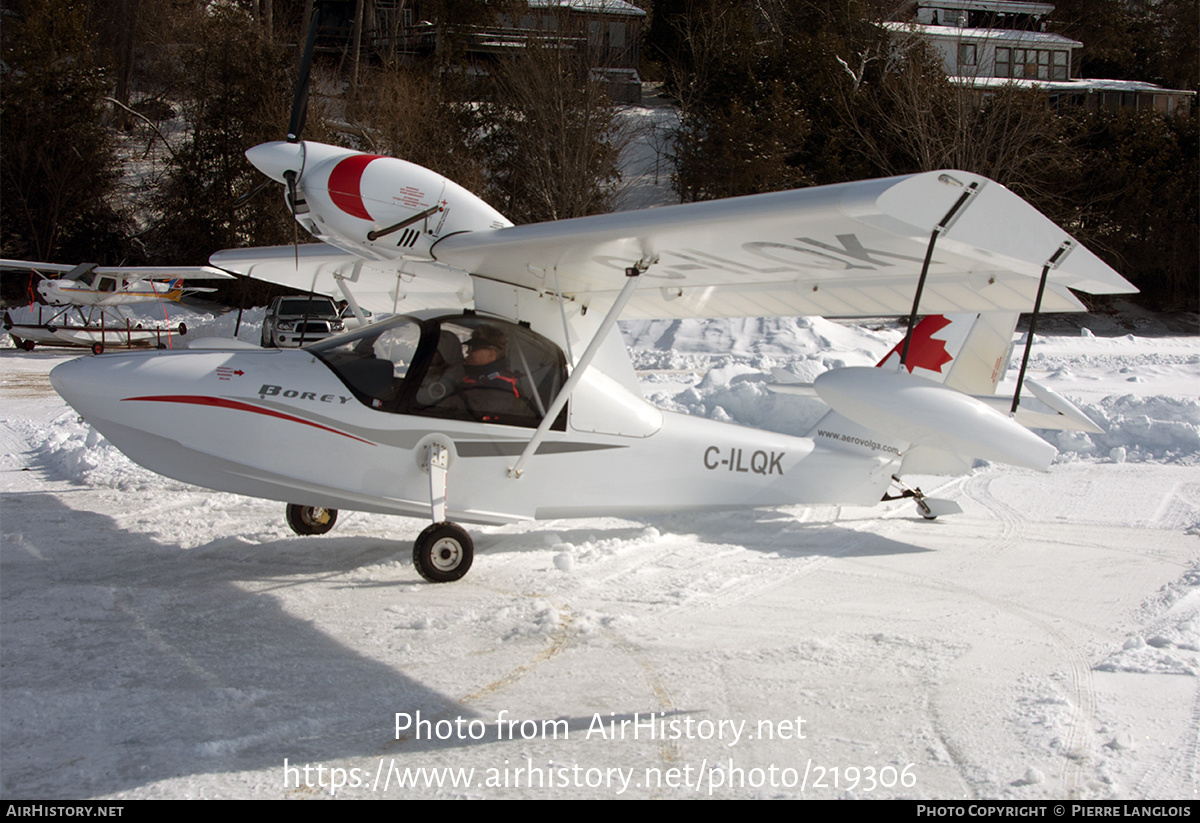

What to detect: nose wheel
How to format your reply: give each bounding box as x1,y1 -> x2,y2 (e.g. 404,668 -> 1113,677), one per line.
413,522 -> 474,582
285,503 -> 338,535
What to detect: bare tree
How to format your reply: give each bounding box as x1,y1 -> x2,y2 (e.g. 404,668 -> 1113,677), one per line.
838,33 -> 1069,204
480,41 -> 630,223
343,67 -> 489,196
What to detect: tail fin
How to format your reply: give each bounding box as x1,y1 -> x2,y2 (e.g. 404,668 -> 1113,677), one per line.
876,312 -> 1018,395
769,313 -> 1017,398
878,312 -> 1020,474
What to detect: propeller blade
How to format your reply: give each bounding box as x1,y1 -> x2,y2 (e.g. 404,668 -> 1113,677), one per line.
287,6 -> 321,144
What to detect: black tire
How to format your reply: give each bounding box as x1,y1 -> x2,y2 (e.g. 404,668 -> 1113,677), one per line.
178,322 -> 187,336
21,339 -> 34,351
917,500 -> 937,521
413,522 -> 474,583
285,504 -> 338,535
90,342 -> 104,355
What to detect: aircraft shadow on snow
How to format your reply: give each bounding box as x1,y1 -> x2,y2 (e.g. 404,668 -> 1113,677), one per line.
0,493 -> 531,796
3,492 -> 908,796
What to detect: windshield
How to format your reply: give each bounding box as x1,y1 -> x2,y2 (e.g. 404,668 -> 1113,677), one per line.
308,317 -> 423,411
277,297 -> 339,317
309,314 -> 567,428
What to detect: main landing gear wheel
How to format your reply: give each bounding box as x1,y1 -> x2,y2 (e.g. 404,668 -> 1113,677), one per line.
413,522 -> 473,583
917,499 -> 937,520
285,503 -> 338,535
21,339 -> 34,351
91,342 -> 104,355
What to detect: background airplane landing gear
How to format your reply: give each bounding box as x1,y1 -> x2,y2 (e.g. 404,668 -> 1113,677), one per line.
285,503 -> 338,535
413,522 -> 473,583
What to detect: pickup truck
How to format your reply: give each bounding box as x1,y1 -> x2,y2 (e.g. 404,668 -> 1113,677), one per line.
260,295 -> 346,348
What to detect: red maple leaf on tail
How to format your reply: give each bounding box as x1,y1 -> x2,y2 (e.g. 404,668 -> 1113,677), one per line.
876,315 -> 955,374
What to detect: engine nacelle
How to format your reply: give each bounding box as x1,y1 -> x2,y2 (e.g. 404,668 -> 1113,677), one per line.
246,141 -> 512,262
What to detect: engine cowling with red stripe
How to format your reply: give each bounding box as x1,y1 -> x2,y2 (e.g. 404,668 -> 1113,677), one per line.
245,141 -> 511,261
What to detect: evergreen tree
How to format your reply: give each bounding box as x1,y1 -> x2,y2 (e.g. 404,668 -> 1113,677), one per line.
657,0 -> 892,201
1,0 -> 131,262
1048,108 -> 1198,309
144,4 -> 313,264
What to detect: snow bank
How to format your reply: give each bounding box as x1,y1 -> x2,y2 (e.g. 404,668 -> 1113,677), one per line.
1096,565 -> 1200,676
17,411 -> 181,491
624,317 -> 1200,464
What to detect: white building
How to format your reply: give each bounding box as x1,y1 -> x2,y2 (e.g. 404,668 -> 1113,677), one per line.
886,0 -> 1194,115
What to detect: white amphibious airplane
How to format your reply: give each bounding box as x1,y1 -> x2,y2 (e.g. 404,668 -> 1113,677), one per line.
48,154 -> 1135,581
3,259 -> 232,353
46,18 -> 1135,582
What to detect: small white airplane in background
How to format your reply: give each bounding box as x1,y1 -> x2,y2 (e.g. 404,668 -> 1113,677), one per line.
2,259 -> 232,353
46,13 -> 1136,583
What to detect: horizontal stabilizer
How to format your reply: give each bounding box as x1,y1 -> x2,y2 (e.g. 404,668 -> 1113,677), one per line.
1025,379 -> 1103,433
970,380 -> 1102,433
814,367 -> 1056,471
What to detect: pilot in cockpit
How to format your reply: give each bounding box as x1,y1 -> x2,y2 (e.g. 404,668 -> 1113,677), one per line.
457,326 -> 524,420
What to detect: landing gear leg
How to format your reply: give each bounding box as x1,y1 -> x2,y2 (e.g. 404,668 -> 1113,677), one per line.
413,438 -> 474,582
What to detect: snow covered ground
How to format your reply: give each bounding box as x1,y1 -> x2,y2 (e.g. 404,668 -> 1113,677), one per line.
1,308 -> 1197,799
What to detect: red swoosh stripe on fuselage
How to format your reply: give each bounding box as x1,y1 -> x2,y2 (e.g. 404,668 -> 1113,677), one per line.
121,395 -> 377,445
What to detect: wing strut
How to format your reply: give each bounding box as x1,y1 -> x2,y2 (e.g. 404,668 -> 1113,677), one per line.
507,259 -> 653,479
334,260 -> 370,326
1010,240 -> 1074,415
899,180 -> 980,369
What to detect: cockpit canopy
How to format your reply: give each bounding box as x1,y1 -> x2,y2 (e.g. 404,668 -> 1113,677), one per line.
309,313 -> 568,429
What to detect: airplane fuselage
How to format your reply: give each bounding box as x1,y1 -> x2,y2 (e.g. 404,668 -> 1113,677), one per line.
39,279 -> 181,307
49,342 -> 900,525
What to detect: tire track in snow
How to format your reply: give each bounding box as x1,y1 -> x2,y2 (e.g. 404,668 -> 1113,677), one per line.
925,472 -> 1099,797
614,505 -> 883,620
1130,678 -> 1200,798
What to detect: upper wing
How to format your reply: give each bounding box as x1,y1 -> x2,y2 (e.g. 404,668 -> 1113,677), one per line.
1,259 -> 234,281
103,266 -> 233,281
208,243 -> 473,314
431,170 -> 1135,319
